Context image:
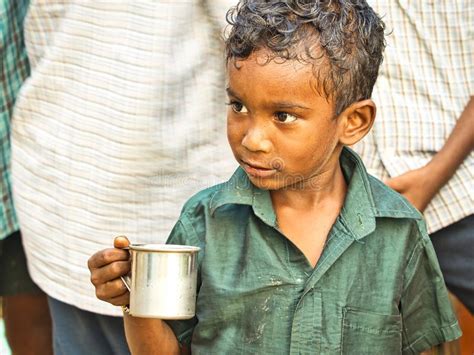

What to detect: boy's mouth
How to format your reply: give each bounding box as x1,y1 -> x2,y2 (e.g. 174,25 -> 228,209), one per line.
241,160 -> 278,178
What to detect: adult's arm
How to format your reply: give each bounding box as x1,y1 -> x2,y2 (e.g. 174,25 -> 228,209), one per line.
386,97 -> 474,212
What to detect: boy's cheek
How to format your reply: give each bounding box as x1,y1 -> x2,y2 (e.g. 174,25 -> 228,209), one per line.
226,123 -> 244,149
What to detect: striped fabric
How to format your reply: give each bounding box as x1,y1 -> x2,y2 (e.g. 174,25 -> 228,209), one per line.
356,0 -> 473,234
0,0 -> 30,240
11,0 -> 237,316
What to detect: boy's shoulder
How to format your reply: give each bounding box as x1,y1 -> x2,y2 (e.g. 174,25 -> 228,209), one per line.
342,147 -> 422,223
179,183 -> 225,217
366,174 -> 422,220
340,147 -> 429,247
365,173 -> 431,244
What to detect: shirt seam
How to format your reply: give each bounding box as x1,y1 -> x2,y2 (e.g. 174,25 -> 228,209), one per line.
179,212 -> 202,247
401,224 -> 425,294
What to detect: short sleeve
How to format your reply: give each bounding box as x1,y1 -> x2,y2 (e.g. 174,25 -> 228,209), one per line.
164,217 -> 203,347
400,224 -> 462,354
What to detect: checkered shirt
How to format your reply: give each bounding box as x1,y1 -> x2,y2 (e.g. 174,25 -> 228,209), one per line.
0,0 -> 30,240
356,0 -> 473,234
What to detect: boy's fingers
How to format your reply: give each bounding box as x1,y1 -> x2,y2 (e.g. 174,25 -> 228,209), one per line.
90,260 -> 131,285
95,278 -> 129,303
114,236 -> 130,249
88,248 -> 129,270
108,292 -> 130,307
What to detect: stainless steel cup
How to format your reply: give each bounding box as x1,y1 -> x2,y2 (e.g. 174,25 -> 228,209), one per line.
121,244 -> 200,319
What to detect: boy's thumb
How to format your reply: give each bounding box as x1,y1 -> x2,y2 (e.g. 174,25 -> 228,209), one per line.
114,235 -> 130,249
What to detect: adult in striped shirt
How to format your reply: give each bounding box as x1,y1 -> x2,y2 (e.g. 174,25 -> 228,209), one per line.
10,1 -> 237,354
356,1 -> 473,313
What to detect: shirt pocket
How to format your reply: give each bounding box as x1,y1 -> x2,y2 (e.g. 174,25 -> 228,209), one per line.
341,307 -> 402,355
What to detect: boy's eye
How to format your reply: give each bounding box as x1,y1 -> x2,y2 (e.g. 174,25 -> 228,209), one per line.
275,112 -> 297,123
229,101 -> 248,113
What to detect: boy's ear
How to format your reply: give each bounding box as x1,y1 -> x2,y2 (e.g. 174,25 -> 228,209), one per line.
337,99 -> 376,146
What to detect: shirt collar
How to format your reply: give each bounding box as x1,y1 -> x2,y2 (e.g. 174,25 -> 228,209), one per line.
210,147 -> 377,240
338,147 -> 377,240
210,168 -> 277,227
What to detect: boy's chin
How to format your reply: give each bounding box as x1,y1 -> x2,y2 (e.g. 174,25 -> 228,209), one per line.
247,174 -> 309,191
247,174 -> 292,191
247,175 -> 278,190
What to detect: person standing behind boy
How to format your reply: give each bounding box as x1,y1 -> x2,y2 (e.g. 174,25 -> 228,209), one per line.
89,1 -> 461,353
10,1 -> 236,354
355,1 -> 473,313
0,0 -> 52,354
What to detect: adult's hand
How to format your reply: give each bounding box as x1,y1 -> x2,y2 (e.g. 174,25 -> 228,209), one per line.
88,236 -> 131,306
385,166 -> 437,212
387,97 -> 474,213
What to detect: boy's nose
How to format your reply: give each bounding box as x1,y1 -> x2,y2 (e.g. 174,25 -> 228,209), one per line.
241,126 -> 272,153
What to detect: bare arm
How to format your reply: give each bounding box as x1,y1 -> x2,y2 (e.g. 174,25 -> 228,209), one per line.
123,315 -> 181,355
427,96 -> 474,186
386,97 -> 474,212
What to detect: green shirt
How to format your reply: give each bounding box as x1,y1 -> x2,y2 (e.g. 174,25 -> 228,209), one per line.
0,0 -> 30,239
166,148 -> 461,354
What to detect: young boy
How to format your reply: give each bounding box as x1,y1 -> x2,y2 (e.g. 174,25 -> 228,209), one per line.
88,1 -> 461,353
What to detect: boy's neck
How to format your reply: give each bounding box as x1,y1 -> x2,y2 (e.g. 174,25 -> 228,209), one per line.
269,160 -> 347,268
270,162 -> 347,212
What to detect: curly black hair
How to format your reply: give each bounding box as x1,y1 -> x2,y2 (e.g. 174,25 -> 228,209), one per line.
225,0 -> 386,115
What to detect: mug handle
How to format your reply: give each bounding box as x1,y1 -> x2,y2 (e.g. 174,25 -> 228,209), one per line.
120,246 -> 132,292
120,275 -> 131,292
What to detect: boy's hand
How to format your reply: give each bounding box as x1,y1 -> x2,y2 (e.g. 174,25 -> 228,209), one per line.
385,166 -> 437,212
88,236 -> 131,306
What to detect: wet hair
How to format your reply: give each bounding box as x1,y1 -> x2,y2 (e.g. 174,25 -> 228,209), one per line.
225,0 -> 386,115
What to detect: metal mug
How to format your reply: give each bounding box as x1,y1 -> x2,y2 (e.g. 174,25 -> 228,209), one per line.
121,244 -> 200,319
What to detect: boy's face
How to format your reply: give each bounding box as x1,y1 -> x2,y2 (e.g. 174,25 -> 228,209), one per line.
226,50 -> 344,191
